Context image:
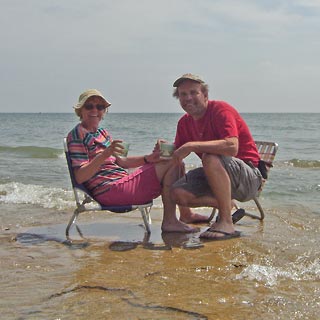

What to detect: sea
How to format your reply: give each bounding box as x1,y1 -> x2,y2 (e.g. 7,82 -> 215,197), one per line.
0,112 -> 319,319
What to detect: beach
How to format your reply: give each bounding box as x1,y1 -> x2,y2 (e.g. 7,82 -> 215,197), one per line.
0,112 -> 319,319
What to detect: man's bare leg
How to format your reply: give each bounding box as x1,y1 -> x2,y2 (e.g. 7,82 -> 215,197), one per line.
178,207 -> 214,224
171,188 -> 219,208
154,161 -> 199,233
171,189 -> 218,223
172,161 -> 211,224
200,154 -> 236,238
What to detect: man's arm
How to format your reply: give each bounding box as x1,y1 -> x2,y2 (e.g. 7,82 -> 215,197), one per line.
173,137 -> 238,163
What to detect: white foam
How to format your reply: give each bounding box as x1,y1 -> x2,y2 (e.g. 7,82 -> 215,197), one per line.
236,259 -> 320,286
0,182 -> 74,210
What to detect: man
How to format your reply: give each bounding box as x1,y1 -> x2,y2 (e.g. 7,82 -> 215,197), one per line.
170,73 -> 262,240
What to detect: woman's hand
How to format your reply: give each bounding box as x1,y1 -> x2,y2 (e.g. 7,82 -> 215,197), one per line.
74,140 -> 126,184
145,149 -> 161,163
102,139 -> 124,158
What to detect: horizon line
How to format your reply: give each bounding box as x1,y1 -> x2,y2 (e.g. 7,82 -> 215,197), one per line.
1,111 -> 319,114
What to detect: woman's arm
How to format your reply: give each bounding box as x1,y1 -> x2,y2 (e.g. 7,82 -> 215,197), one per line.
74,140 -> 123,184
116,150 -> 161,168
116,139 -> 163,168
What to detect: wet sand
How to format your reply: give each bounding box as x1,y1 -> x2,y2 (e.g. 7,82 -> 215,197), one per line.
1,205 -> 319,320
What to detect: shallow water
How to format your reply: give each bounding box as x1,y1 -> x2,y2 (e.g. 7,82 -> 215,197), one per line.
1,203 -> 319,320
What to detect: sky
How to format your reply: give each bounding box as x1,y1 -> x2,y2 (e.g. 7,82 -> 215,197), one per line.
1,0 -> 319,113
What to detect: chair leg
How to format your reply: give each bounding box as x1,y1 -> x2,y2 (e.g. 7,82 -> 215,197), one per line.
207,208 -> 217,222
140,206 -> 151,234
65,209 -> 81,238
213,207 -> 246,224
254,197 -> 265,220
244,197 -> 265,220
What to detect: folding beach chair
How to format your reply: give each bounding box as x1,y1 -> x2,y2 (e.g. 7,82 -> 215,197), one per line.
63,138 -> 153,238
212,140 -> 278,223
245,140 -> 279,220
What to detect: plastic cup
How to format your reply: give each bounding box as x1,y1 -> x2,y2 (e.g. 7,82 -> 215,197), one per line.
160,142 -> 175,159
119,142 -> 130,157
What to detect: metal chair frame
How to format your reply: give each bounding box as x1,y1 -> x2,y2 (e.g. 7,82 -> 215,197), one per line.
211,140 -> 278,222
63,138 -> 153,238
244,140 -> 279,220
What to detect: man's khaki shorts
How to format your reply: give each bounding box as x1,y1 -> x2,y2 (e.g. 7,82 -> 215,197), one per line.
172,156 -> 262,202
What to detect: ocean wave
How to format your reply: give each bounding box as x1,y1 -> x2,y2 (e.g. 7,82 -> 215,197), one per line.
186,160 -> 320,170
0,182 -> 168,212
0,145 -> 62,159
235,258 -> 320,286
0,182 -> 74,210
286,159 -> 320,168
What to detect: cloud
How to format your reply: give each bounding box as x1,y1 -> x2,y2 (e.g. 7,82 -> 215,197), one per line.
0,0 -> 319,112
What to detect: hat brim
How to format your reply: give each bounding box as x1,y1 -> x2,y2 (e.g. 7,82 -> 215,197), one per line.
173,74 -> 205,87
74,94 -> 111,110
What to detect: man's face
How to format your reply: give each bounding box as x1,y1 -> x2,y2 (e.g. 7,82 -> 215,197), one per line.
177,80 -> 208,119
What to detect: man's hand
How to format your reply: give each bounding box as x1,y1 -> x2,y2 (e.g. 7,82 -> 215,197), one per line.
172,143 -> 191,164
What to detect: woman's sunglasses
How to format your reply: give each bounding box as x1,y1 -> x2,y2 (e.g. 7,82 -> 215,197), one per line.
83,104 -> 107,111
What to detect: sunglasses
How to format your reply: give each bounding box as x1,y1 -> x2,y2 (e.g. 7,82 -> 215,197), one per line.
83,104 -> 107,111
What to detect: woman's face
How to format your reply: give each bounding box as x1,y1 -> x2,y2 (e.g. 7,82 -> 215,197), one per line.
80,96 -> 108,126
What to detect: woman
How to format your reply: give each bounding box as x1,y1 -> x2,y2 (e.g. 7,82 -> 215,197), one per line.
67,89 -> 201,233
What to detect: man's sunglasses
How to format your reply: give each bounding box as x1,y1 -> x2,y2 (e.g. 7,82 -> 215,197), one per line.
83,104 -> 107,111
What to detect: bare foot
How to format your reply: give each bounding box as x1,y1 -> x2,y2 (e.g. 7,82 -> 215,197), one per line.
179,212 -> 214,224
161,221 -> 200,233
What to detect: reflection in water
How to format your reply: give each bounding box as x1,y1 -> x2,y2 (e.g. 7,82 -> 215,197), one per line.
15,232 -> 90,249
15,229 -> 204,253
109,241 -> 140,251
161,232 -> 204,249
108,231 -> 204,252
